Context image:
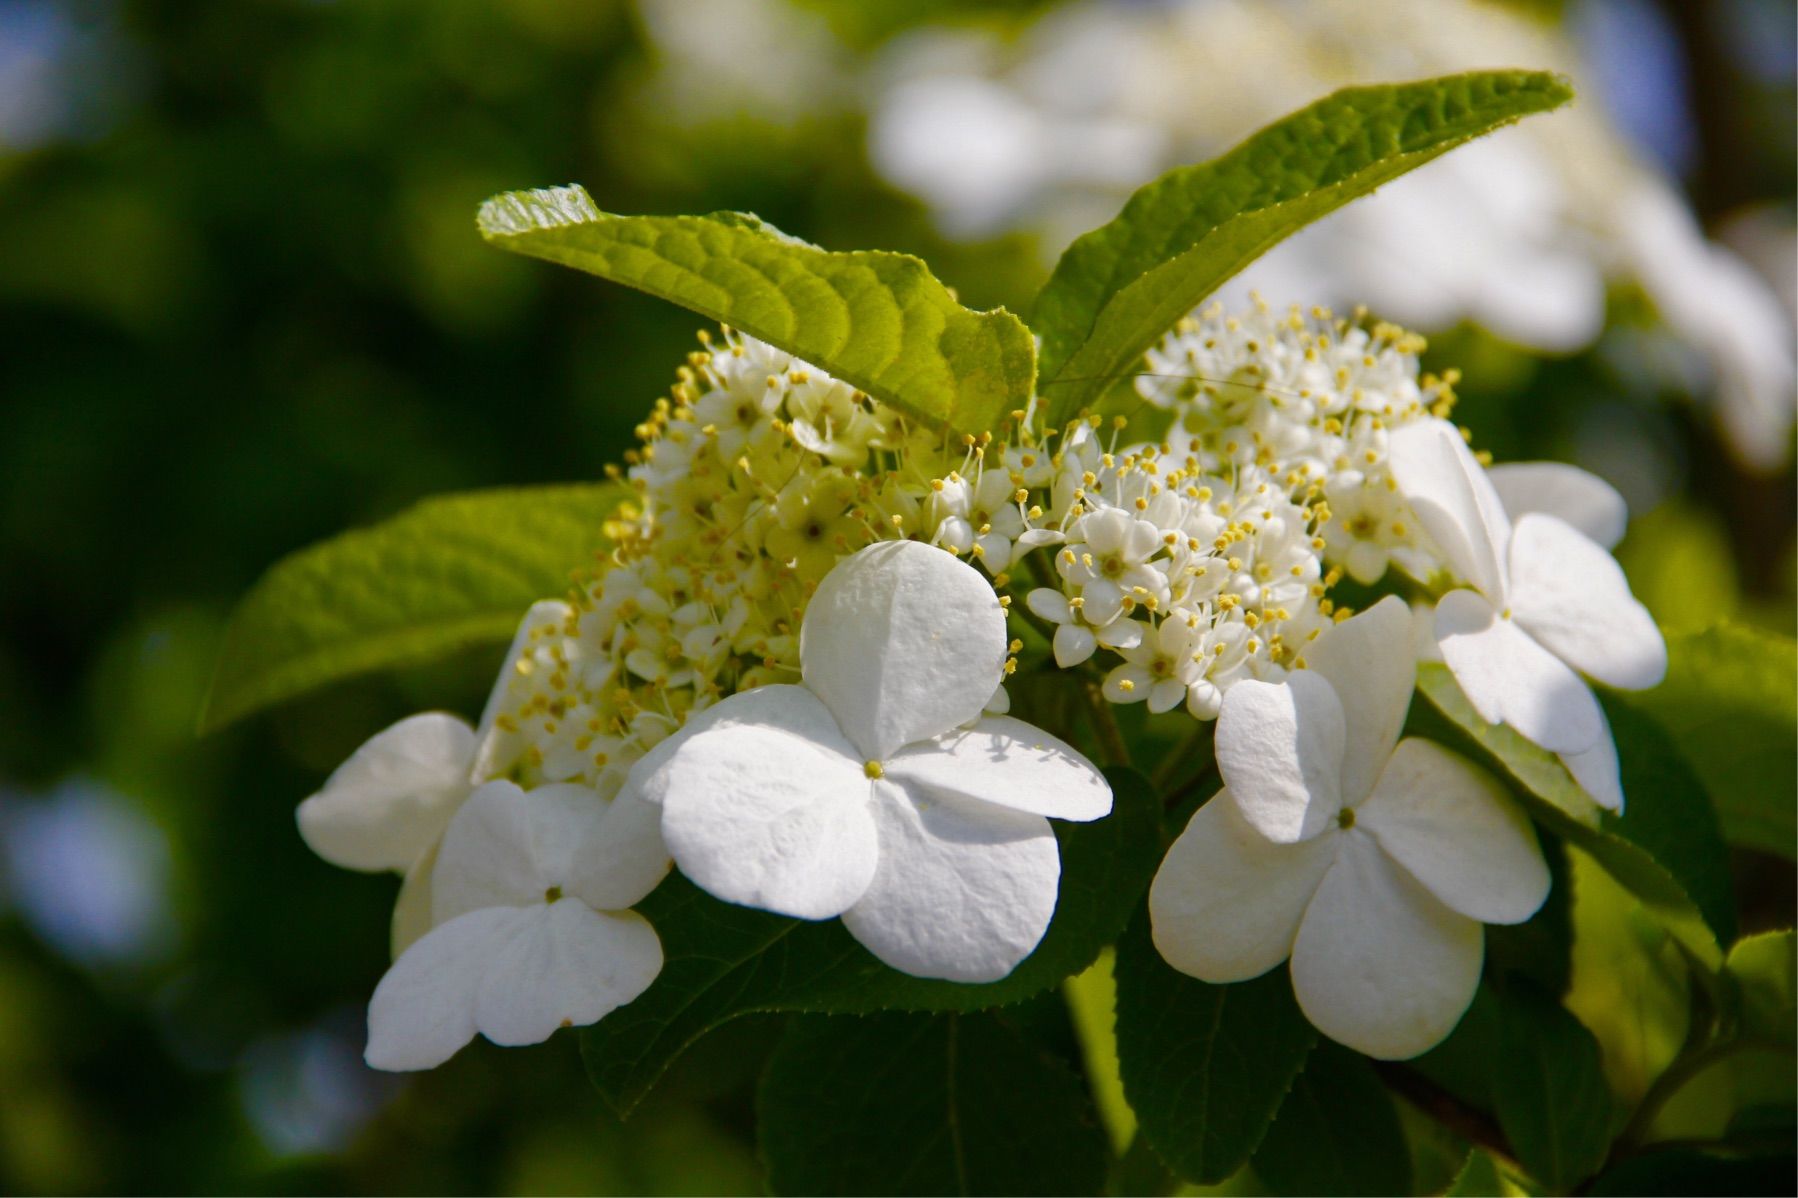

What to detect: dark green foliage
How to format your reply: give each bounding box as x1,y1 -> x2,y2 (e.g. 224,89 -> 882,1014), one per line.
756,1007 -> 1109,1196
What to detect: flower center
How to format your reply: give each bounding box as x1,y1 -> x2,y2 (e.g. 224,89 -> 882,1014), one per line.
544,885 -> 564,903
1100,554 -> 1126,579
863,760 -> 884,779
1336,807 -> 1356,830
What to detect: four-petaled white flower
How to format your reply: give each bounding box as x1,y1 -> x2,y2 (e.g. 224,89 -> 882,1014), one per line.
1150,597 -> 1551,1059
630,539 -> 1113,982
365,779 -> 669,1071
1390,419 -> 1666,810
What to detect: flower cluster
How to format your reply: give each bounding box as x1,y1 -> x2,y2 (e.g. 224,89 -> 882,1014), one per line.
295,299 -> 1666,1069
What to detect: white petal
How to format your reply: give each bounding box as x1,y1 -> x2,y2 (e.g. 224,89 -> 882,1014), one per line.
1149,790 -> 1337,983
886,716 -> 1111,822
432,781 -> 610,923
1488,462 -> 1628,550
1357,739 -> 1550,925
474,901 -> 662,1048
1095,618 -> 1144,650
652,693 -> 877,920
1148,678 -> 1186,714
1027,588 -> 1071,624
1290,833 -> 1484,1060
1053,623 -> 1097,667
1507,514 -> 1668,691
1304,596 -> 1414,803
567,792 -> 672,912
390,840 -> 438,958
841,782 -> 1060,983
368,906 -> 523,1071
470,600 -> 576,779
1216,672 -> 1345,844
297,713 -> 475,872
1389,419 -> 1511,600
365,902 -> 662,1071
622,684 -> 825,806
800,540 -> 1008,759
1558,704 -> 1625,813
1435,590 -> 1606,755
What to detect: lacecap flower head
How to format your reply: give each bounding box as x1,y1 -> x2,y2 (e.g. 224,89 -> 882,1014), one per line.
628,539 -> 1114,982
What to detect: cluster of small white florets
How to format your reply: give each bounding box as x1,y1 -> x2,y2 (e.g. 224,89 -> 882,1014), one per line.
478,303 -> 1456,796
1137,299 -> 1459,587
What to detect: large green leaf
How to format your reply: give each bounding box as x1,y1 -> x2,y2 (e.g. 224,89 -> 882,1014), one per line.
479,187 -> 1035,433
200,483 -> 628,732
1252,1041 -> 1410,1196
756,1008 -> 1109,1196
1413,664 -> 1732,960
1627,624 -> 1797,860
1113,909 -> 1317,1184
582,769 -> 1161,1116
1489,983 -> 1613,1190
1030,71 -> 1574,424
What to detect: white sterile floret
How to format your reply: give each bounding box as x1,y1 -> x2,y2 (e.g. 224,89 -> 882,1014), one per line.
1149,598 -> 1550,1059
364,779 -> 670,1071
629,540 -> 1113,983
1389,419 -> 1665,810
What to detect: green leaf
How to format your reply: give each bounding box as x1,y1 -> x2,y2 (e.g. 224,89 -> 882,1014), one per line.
1113,906 -> 1317,1184
1413,664 -> 1732,961
1725,931 -> 1796,1048
582,768 -> 1161,1116
1626,624 -> 1797,860
1030,70 -> 1573,424
1445,1148 -> 1528,1197
478,186 -> 1035,433
200,483 -> 629,732
756,1008 -> 1109,1196
1252,1041 -> 1410,1196
1488,983 -> 1612,1191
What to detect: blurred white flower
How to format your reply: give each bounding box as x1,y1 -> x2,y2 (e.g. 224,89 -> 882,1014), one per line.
865,0 -> 1796,469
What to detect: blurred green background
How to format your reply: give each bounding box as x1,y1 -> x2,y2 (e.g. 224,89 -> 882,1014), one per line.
0,0 -> 1790,1192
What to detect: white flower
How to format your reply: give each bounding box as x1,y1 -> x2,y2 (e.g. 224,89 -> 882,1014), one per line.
1149,598 -> 1550,1059
1056,507 -> 1170,624
1101,615 -> 1205,713
630,540 -> 1112,983
364,779 -> 669,1071
1025,587 -> 1142,668
1390,419 -> 1665,809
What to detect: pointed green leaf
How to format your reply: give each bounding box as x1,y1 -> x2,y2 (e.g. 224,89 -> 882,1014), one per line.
581,769 -> 1161,1116
1489,983 -> 1612,1191
1253,1041 -> 1411,1196
201,483 -> 629,732
1113,906 -> 1317,1184
1725,931 -> 1796,1048
1413,664 -> 1731,962
1446,1148 -> 1529,1197
756,1008 -> 1109,1196
1626,624 -> 1797,860
1031,70 -> 1574,424
479,186 -> 1035,433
